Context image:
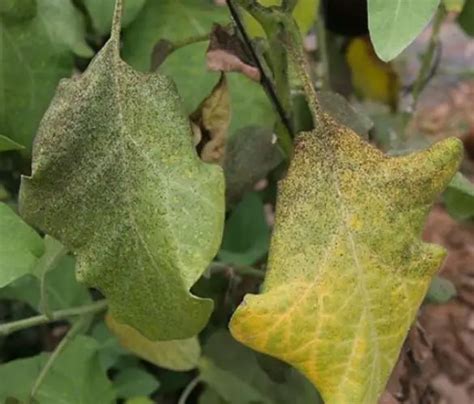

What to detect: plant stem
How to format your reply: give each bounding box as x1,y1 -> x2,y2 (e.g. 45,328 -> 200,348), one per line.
210,262 -> 265,280
28,315 -> 89,402
315,6 -> 330,90
411,6 -> 446,113
178,376 -> 201,404
0,300 -> 107,337
227,0 -> 294,156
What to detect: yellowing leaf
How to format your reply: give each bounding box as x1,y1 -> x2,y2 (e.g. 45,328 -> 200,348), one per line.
346,37 -> 400,111
230,113 -> 462,403
106,315 -> 201,371
19,1 -> 224,340
191,74 -> 231,165
244,0 -> 319,37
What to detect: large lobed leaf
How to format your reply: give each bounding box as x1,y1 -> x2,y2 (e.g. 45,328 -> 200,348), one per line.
20,2 -> 225,340
230,113 -> 462,403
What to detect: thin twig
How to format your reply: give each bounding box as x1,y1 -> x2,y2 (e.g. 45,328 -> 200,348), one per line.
178,376 -> 201,404
226,0 -> 294,140
28,315 -> 90,402
411,6 -> 446,113
0,300 -> 108,337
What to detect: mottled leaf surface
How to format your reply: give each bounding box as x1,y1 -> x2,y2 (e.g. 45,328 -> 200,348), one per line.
368,0 -> 441,61
20,4 -> 224,340
230,114 -> 462,403
0,0 -> 92,150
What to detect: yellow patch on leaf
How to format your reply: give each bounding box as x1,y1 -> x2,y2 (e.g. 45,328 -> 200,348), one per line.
230,114 -> 462,403
106,315 -> 201,371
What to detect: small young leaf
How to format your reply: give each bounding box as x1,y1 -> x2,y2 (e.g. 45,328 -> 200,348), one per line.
459,0 -> 474,37
425,276 -> 457,303
113,367 -> 159,399
0,203 -> 43,288
20,1 -> 224,340
230,112 -> 462,402
443,172 -> 474,221
0,135 -> 24,152
368,0 -> 441,61
106,315 -> 201,371
0,336 -> 116,404
219,193 -> 271,266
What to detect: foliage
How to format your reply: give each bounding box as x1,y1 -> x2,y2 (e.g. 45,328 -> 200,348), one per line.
0,0 -> 473,403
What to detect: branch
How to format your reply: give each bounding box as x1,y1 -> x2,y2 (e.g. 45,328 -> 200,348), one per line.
178,376 -> 201,404
29,315 -> 89,401
0,300 -> 107,337
226,0 -> 294,155
411,6 -> 446,112
210,262 -> 265,280
282,0 -> 298,12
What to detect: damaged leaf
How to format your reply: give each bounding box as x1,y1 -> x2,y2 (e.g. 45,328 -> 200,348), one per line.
191,74 -> 231,164
230,110 -> 462,402
19,0 -> 225,340
207,24 -> 261,82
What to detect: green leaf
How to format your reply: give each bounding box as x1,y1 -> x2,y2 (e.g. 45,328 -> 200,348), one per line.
106,315 -> 201,371
0,0 -> 36,21
0,254 -> 91,311
0,135 -> 24,152
199,331 -> 321,404
425,276 -> 457,303
83,0 -> 146,35
91,321 -> 129,370
443,172 -> 474,221
122,2 -> 274,135
113,367 -> 159,399
368,0 -> 441,61
0,203 -> 43,287
19,4 -> 224,340
219,193 -> 271,266
0,336 -> 116,404
224,127 -> 283,205
126,397 -> 154,404
230,112 -> 462,402
443,0 -> 466,12
459,0 -> 474,37
0,0 -> 92,150
31,236 -> 66,279
244,0 -> 319,37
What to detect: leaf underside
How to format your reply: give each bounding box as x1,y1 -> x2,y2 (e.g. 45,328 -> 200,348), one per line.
230,115 -> 462,403
20,16 -> 224,340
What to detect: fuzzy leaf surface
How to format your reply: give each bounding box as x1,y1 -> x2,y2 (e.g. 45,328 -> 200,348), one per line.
20,16 -> 225,340
230,115 -> 462,403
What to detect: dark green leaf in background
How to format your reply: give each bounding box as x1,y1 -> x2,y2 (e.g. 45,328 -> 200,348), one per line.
83,0 -> 146,35
0,203 -> 43,287
113,367 -> 160,399
219,193 -> 271,266
0,336 -> 116,404
425,276 -> 457,304
459,0 -> 474,36
443,172 -> 474,221
0,0 -> 92,150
